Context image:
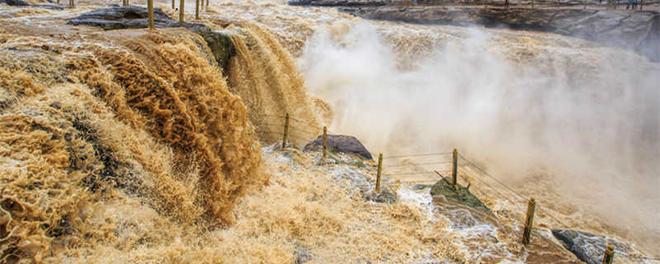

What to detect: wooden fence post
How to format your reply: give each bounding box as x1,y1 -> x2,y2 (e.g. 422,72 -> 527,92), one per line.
179,0 -> 185,23
452,148 -> 458,187
376,153 -> 383,193
281,113 -> 289,149
522,198 -> 536,245
147,0 -> 154,30
322,126 -> 328,159
602,244 -> 615,264
195,0 -> 200,19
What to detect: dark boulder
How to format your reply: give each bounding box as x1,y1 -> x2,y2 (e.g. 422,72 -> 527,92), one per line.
67,6 -> 235,73
552,229 -> 634,264
303,134 -> 373,160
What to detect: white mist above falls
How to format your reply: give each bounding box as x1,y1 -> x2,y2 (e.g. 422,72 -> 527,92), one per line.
298,21 -> 660,253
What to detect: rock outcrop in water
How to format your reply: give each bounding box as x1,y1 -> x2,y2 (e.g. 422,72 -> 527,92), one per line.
431,177 -> 491,214
552,229 -> 637,264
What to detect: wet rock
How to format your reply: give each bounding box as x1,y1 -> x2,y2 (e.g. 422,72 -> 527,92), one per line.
552,229 -> 633,264
303,134 -> 373,160
363,188 -> 397,203
335,6 -> 660,62
430,177 -> 491,214
294,245 -> 313,264
185,24 -> 235,73
67,5 -> 179,30
1,0 -> 29,6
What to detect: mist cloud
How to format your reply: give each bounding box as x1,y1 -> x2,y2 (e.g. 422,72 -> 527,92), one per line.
299,22 -> 660,252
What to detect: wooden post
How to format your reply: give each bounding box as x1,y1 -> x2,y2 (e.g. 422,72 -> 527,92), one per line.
195,0 -> 200,19
172,0 -> 175,9
322,126 -> 328,159
522,198 -> 536,245
281,113 -> 289,149
602,244 -> 615,264
376,153 -> 383,193
69,0 -> 74,8
179,0 -> 185,23
147,0 -> 154,30
452,148 -> 458,187
639,0 -> 643,10
206,0 -> 209,8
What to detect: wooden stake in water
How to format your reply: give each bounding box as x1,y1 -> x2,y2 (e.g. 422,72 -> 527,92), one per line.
179,0 -> 185,23
147,0 -> 154,30
602,244 -> 615,264
376,153 -> 383,193
452,148 -> 458,187
282,113 -> 289,149
322,126 -> 328,159
195,0 -> 200,19
522,198 -> 536,245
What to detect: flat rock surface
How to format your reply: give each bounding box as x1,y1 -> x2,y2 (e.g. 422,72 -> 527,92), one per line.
67,5 -> 179,29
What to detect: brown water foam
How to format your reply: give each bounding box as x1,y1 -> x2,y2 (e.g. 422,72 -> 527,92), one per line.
225,23 -> 326,145
0,28 -> 264,262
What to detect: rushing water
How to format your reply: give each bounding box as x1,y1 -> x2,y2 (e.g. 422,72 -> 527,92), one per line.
214,0 -> 660,255
1,0 -> 658,262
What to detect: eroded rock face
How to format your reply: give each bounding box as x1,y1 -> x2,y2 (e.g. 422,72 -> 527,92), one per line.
552,229 -> 633,264
304,134 -> 373,160
308,4 -> 660,62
